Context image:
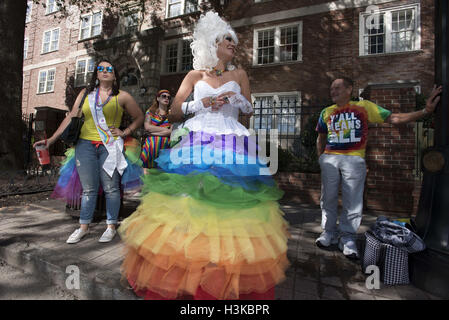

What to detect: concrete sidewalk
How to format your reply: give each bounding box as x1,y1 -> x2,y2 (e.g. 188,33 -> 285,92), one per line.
0,198 -> 441,300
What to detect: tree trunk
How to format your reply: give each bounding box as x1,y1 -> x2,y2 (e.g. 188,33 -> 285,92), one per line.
0,1 -> 27,171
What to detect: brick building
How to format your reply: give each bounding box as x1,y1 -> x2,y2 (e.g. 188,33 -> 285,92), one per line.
22,0 -> 435,214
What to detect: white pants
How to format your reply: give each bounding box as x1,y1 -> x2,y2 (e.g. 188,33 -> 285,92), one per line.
318,154 -> 367,239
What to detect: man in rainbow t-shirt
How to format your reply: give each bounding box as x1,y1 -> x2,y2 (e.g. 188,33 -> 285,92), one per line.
315,77 -> 442,259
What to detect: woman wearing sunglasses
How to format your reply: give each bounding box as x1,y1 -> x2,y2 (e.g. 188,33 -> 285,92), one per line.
34,59 -> 144,244
140,89 -> 172,172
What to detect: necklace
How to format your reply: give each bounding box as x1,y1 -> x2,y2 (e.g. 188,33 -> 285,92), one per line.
95,88 -> 113,108
212,67 -> 225,77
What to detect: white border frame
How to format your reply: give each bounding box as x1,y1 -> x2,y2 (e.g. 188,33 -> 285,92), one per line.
252,21 -> 303,66
161,37 -> 193,75
37,67 -> 56,94
78,11 -> 103,41
74,56 -> 95,88
165,0 -> 203,19
24,38 -> 29,60
26,1 -> 33,23
359,3 -> 421,57
45,0 -> 60,15
41,27 -> 60,54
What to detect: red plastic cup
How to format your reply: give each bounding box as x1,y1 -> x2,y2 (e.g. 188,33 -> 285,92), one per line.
35,144 -> 50,165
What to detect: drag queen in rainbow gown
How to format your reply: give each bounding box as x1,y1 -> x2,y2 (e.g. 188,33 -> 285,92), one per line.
118,12 -> 289,300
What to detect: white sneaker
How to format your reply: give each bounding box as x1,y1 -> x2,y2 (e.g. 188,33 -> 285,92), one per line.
99,228 -> 117,243
66,228 -> 88,244
338,238 -> 359,259
315,231 -> 339,248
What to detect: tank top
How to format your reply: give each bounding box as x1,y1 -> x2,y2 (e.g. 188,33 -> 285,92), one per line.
79,91 -> 124,141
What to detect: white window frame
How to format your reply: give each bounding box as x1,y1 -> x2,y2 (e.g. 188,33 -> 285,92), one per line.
79,11 -> 103,40
161,37 -> 194,75
37,68 -> 56,94
253,22 -> 303,66
45,0 -> 60,15
359,4 -> 421,56
250,91 -> 302,134
41,27 -> 60,54
75,57 -> 95,87
26,1 -> 33,23
24,38 -> 29,60
165,0 -> 202,19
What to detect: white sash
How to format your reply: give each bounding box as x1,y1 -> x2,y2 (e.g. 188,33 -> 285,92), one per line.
88,91 -> 128,177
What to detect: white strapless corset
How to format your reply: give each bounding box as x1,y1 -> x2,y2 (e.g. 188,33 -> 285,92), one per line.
183,80 -> 250,136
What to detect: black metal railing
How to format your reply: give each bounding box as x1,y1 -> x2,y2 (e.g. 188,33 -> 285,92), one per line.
250,99 -> 322,156
0,113 -> 60,200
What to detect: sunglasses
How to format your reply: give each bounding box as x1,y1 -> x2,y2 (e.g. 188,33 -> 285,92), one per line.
160,94 -> 171,99
97,66 -> 114,73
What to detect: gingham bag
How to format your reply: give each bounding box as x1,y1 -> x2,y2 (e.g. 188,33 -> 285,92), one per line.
363,230 -> 410,285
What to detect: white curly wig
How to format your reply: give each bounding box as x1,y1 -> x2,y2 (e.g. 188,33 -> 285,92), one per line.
191,11 -> 238,71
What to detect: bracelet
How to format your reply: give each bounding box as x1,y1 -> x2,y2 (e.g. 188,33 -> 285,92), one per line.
422,108 -> 429,115
209,97 -> 216,107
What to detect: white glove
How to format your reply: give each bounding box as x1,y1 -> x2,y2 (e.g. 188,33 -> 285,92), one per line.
181,99 -> 205,115
228,93 -> 253,114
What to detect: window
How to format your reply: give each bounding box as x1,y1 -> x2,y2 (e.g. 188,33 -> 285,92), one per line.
79,12 -> 102,40
165,43 -> 178,73
181,40 -> 193,72
167,0 -> 200,18
26,1 -> 33,23
42,28 -> 60,54
24,38 -> 29,60
162,39 -> 193,74
360,5 -> 420,56
124,12 -> 140,33
251,92 -> 301,134
37,68 -> 56,94
253,23 -> 302,66
391,9 -> 416,52
75,57 -> 95,87
45,0 -> 59,14
257,29 -> 274,64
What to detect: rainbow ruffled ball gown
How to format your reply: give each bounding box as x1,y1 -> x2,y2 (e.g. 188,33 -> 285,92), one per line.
118,81 -> 289,300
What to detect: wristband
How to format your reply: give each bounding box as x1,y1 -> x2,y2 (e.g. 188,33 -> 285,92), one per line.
422,108 -> 429,115
182,99 -> 204,115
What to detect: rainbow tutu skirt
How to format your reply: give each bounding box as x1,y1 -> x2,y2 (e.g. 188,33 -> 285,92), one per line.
118,131 -> 290,300
51,137 -> 143,206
